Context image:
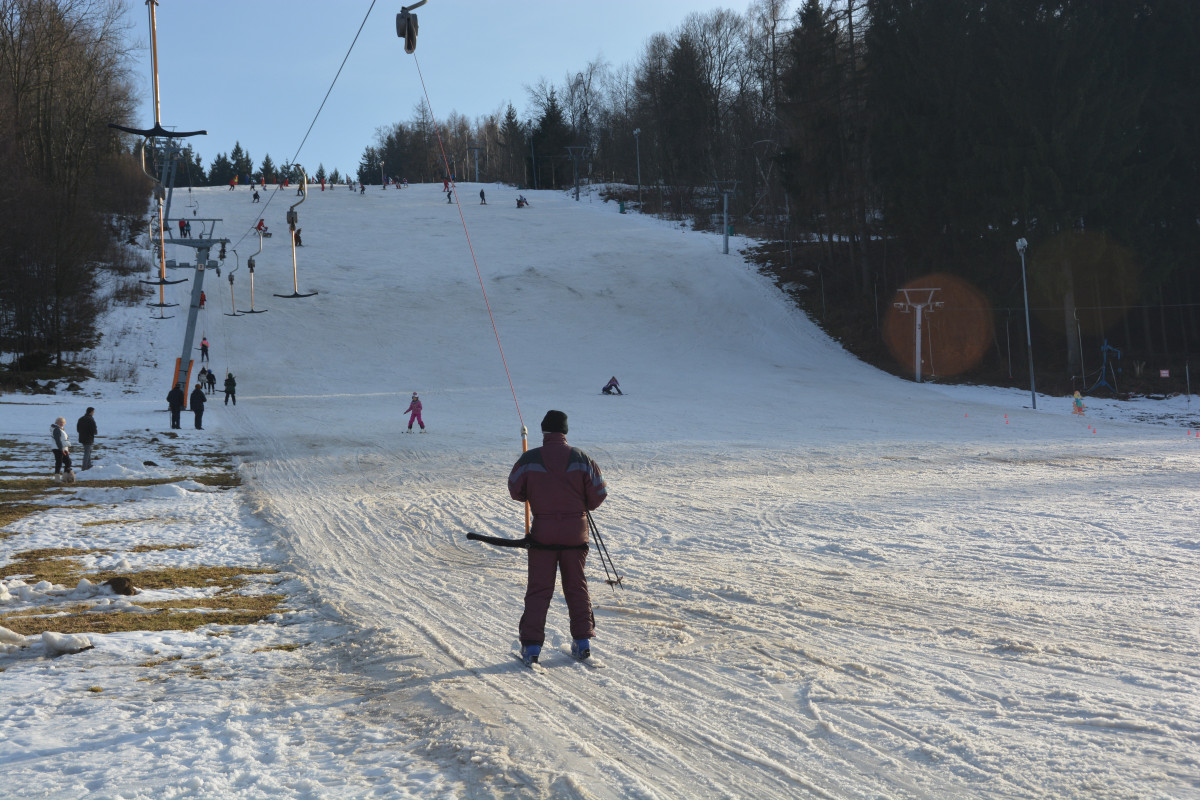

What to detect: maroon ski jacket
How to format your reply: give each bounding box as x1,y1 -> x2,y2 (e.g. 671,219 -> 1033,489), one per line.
508,433 -> 607,546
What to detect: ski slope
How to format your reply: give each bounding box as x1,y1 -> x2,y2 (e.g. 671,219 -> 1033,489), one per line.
171,183 -> 1198,798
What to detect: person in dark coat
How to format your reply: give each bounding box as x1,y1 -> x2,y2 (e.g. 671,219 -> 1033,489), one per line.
167,383 -> 185,429
508,410 -> 607,664
76,407 -> 97,470
207,369 -> 216,394
224,373 -> 236,405
190,383 -> 207,430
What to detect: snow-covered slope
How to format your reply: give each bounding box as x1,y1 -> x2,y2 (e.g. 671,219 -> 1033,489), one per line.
4,181 -> 1198,799
205,183 -> 1200,799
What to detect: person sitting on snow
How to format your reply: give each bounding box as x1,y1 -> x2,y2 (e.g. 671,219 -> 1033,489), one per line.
602,376 -> 623,395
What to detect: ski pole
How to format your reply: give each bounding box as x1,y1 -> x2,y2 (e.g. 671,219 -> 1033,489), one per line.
586,510 -> 623,590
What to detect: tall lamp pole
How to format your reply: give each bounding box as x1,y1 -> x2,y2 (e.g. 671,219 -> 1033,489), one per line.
632,128 -> 642,207
1017,238 -> 1037,409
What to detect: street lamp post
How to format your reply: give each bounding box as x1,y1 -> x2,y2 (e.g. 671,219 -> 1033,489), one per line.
1017,238 -> 1037,409
632,128 -> 642,207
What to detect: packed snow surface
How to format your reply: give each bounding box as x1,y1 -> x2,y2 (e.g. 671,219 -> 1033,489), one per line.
2,182 -> 1198,799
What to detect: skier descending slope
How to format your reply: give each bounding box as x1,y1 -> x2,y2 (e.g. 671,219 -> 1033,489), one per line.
404,392 -> 425,432
508,410 -> 607,666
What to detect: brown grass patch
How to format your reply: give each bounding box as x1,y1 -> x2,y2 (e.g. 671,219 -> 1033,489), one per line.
193,470 -> 242,489
129,543 -> 198,553
2,547 -> 273,589
80,518 -> 158,527
2,548 -> 109,583
0,594 -> 285,636
252,642 -> 306,654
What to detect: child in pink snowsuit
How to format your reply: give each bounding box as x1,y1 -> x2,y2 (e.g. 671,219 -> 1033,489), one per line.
404,392 -> 424,432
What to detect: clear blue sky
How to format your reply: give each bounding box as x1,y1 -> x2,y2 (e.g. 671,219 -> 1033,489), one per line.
130,0 -> 744,179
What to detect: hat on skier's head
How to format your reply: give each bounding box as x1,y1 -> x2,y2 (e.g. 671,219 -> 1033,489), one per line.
541,410 -> 568,435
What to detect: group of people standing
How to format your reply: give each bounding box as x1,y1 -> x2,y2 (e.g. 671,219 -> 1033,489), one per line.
49,407 -> 97,479
167,372 -> 236,430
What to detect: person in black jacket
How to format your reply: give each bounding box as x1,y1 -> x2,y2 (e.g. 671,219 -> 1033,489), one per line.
167,383 -> 185,429
190,383 -> 207,430
76,407 -> 97,470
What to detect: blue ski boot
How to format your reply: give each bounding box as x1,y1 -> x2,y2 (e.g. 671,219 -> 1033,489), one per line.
570,638 -> 591,661
520,644 -> 541,667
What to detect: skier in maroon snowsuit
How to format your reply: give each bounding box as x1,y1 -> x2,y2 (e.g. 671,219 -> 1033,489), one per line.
508,410 -> 607,664
403,392 -> 424,431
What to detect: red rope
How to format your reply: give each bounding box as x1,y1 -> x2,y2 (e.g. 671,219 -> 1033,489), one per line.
413,54 -> 524,430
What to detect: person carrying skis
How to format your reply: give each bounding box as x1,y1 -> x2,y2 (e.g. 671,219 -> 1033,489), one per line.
200,337 -> 209,363
602,376 -> 622,395
404,392 -> 425,432
508,410 -> 607,665
224,372 -> 236,405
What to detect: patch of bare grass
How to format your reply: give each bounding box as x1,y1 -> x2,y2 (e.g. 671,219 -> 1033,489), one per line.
193,469 -> 241,489
2,548 -> 109,583
252,642 -> 306,654
80,518 -> 159,527
129,543 -> 198,553
0,594 -> 285,636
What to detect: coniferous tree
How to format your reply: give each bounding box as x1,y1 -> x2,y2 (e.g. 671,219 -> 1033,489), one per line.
357,146 -> 380,184
208,152 -> 234,187
532,89 -> 571,189
259,154 -> 276,184
229,141 -> 252,183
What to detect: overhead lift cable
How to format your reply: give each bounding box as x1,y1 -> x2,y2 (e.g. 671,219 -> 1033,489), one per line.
397,4 -> 622,586
227,0 -> 380,254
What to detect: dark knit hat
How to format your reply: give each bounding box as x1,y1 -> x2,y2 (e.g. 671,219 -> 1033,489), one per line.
541,410 -> 568,434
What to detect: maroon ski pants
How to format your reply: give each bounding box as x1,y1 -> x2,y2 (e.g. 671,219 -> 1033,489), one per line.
519,547 -> 593,646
